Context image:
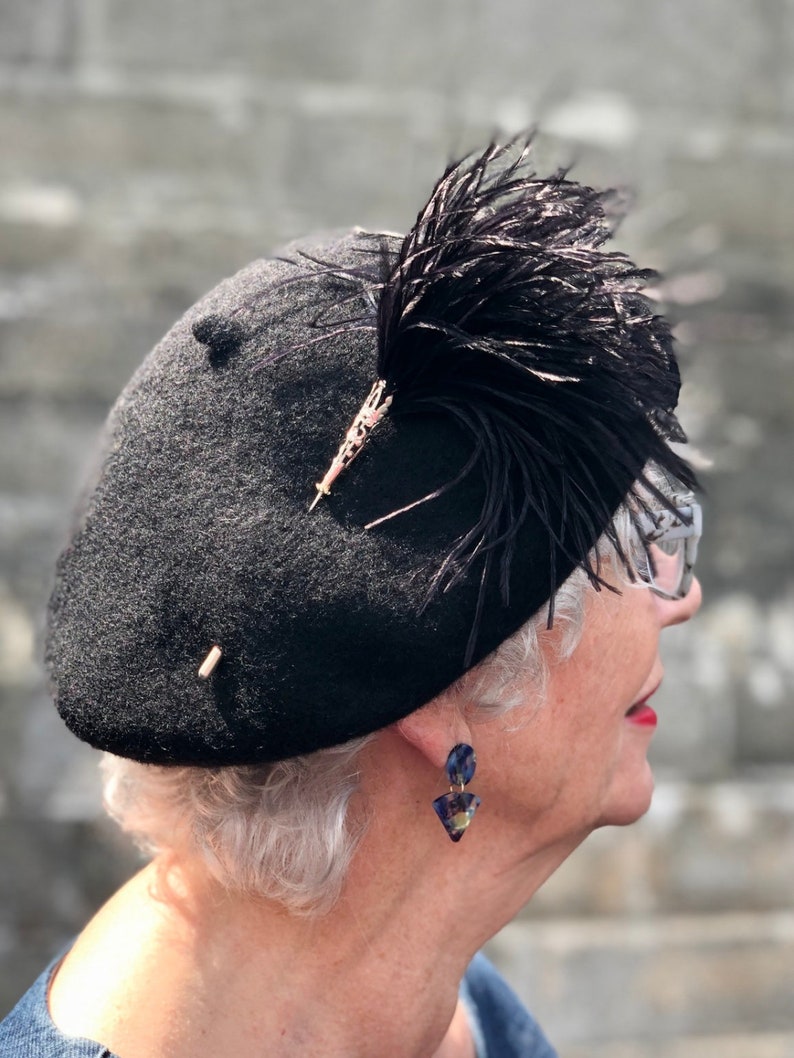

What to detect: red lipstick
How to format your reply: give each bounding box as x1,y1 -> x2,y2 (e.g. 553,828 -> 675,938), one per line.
625,703 -> 658,726
625,682 -> 660,726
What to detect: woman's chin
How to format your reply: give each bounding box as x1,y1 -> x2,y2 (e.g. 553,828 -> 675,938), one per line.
597,764 -> 655,828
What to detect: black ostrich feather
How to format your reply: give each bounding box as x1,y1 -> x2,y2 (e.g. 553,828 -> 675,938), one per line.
366,136 -> 696,660
254,135 -> 697,663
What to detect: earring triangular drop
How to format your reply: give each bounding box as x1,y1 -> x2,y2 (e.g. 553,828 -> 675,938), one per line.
432,791 -> 481,842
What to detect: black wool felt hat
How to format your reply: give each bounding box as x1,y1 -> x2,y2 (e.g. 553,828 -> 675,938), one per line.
46,139 -> 695,765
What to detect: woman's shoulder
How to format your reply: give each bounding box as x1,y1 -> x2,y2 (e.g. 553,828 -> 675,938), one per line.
461,953 -> 559,1058
0,956 -> 119,1058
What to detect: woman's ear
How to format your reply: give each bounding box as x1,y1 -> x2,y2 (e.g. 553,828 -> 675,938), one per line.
395,693 -> 473,772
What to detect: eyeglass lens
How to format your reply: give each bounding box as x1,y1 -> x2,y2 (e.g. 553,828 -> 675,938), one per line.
647,540 -> 686,597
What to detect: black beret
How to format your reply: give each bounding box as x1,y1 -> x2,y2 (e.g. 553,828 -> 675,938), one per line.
46,140 -> 694,765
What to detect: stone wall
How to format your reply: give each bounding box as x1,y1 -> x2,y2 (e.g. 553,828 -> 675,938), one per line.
1,0 -> 792,1050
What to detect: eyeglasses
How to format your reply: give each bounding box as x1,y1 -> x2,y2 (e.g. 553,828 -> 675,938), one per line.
635,498 -> 702,601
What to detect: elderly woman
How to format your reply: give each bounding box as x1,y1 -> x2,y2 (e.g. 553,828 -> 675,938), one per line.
1,138 -> 701,1058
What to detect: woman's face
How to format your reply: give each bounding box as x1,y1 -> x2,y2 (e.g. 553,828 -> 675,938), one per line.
480,571 -> 702,848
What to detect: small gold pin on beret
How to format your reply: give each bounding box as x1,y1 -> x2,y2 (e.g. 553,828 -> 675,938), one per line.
309,379 -> 392,510
198,644 -> 222,679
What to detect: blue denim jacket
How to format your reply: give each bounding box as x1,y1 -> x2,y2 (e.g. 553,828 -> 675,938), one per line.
462,953 -> 558,1058
0,949 -> 557,1057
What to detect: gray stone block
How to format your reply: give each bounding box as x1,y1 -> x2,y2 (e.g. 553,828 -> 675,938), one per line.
0,315 -> 154,400
452,0 -> 638,105
489,911 -> 794,1043
0,213 -> 83,273
0,0 -> 77,67
280,109 -> 445,233
0,235 -> 265,402
522,777 -> 794,918
784,0 -> 794,115
78,0 -> 462,93
0,397 -> 107,495
648,619 -> 740,778
0,93 -> 287,230
0,499 -> 64,622
650,591 -> 794,770
79,0 -> 370,79
664,152 -> 794,248
448,0 -> 781,118
561,1031 -> 794,1058
0,817 -> 140,1016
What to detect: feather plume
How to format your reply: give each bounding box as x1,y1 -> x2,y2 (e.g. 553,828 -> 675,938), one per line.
274,135 -> 698,663
369,135 -> 697,661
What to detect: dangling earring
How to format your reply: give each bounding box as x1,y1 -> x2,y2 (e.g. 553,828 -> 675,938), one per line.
432,743 -> 481,842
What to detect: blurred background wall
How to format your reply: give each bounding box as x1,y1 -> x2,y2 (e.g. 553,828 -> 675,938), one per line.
1,1 -> 792,1055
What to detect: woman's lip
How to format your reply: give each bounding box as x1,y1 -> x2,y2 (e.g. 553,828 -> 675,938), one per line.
625,681 -> 661,721
627,680 -> 661,709
625,703 -> 658,727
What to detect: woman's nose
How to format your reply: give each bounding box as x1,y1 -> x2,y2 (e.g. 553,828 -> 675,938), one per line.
659,576 -> 702,627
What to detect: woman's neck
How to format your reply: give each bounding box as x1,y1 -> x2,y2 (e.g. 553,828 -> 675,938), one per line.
49,856 -> 475,1058
49,734 -> 588,1058
50,813 -> 579,1058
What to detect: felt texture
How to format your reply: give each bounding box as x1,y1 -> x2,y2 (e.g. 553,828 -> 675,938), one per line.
45,220 -> 687,764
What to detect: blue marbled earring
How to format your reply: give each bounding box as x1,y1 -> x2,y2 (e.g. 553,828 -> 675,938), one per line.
432,743 -> 481,842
